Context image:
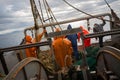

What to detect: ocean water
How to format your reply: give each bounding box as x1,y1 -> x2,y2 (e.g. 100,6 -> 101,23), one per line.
0,31 -> 24,48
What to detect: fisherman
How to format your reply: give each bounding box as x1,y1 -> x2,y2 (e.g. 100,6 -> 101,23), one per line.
66,24 -> 80,61
52,28 -> 73,73
25,29 -> 46,58
93,16 -> 106,47
78,26 -> 91,48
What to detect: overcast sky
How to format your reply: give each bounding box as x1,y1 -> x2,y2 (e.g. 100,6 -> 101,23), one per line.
0,0 -> 120,47
0,0 -> 120,32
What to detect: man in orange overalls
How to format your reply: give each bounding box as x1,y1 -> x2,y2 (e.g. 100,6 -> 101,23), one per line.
52,28 -> 73,72
25,29 -> 46,58
78,26 -> 91,48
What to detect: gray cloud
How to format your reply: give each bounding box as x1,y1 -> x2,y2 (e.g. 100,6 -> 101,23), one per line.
0,0 -> 33,30
0,0 -> 120,30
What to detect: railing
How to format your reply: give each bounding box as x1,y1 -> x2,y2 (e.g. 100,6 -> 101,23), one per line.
0,41 -> 50,75
24,13 -> 112,33
47,28 -> 120,39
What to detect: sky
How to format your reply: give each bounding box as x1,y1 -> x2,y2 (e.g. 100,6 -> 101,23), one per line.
0,0 -> 120,30
0,0 -> 120,47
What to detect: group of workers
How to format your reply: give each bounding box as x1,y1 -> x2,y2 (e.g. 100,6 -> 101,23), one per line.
25,16 -> 106,73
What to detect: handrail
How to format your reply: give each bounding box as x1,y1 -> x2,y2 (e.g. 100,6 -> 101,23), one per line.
0,41 -> 50,53
0,41 -> 50,75
47,28 -> 120,39
85,28 -> 120,38
24,13 -> 112,32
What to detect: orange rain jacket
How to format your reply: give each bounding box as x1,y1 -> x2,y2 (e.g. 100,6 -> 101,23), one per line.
78,26 -> 91,47
25,35 -> 37,57
25,30 -> 46,58
52,28 -> 73,68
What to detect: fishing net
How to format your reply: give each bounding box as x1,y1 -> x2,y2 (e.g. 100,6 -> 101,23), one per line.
0,72 -> 6,80
74,46 -> 100,71
66,46 -> 100,80
38,50 -> 56,73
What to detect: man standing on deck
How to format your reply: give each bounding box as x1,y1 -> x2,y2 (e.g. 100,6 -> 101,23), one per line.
66,24 -> 80,61
93,16 -> 106,47
78,26 -> 91,48
25,29 -> 46,58
52,28 -> 73,73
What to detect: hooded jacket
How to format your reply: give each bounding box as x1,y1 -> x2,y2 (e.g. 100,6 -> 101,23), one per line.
25,35 -> 37,57
66,24 -> 79,60
25,30 -> 46,58
52,28 -> 73,68
78,26 -> 91,47
66,24 -> 78,46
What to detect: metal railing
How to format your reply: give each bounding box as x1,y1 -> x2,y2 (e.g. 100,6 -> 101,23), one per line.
24,13 -> 112,33
0,41 -> 50,75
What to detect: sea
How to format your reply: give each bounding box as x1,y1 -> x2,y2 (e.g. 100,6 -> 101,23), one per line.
0,22 -> 37,48
0,30 -> 24,48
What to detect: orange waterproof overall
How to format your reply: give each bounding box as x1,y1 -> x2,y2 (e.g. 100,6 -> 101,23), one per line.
78,26 -> 91,47
52,28 -> 73,68
25,29 -> 46,58
25,35 -> 37,57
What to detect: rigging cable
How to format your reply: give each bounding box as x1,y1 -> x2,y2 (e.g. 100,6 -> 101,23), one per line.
103,0 -> 120,23
43,0 -> 55,32
35,0 -> 45,29
38,0 -> 45,22
62,0 -> 113,22
43,0 -> 56,32
104,0 -> 112,9
44,0 -> 62,30
43,0 -> 52,22
63,0 -> 94,17
31,0 -> 47,42
32,0 -> 44,27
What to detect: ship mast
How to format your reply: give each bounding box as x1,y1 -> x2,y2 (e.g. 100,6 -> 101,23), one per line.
29,0 -> 44,56
30,0 -> 42,42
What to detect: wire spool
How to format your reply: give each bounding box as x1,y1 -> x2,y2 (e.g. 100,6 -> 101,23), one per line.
96,46 -> 120,79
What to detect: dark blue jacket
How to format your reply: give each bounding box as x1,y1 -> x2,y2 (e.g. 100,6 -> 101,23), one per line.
66,24 -> 78,47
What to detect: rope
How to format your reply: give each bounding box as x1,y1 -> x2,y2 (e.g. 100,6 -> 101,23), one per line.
44,0 -> 62,31
103,0 -> 120,25
37,0 -> 62,32
63,0 -> 94,17
38,0 -> 45,22
104,0 -> 112,10
62,0 -> 113,23
43,0 -> 54,32
38,0 -> 55,32
36,6 -> 44,28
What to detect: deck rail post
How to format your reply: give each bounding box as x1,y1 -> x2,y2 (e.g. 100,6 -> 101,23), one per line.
0,52 -> 9,75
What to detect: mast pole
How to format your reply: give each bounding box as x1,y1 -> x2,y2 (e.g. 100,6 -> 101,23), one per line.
30,0 -> 40,57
